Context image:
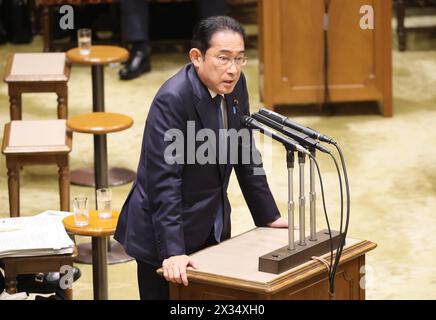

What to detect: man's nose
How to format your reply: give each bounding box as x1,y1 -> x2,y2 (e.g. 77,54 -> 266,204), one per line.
227,61 -> 238,74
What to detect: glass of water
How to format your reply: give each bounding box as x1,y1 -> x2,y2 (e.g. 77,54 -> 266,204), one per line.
77,28 -> 91,55
73,196 -> 89,227
97,188 -> 112,219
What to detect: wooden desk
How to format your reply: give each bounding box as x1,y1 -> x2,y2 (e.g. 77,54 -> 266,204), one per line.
161,228 -> 376,300
1,248 -> 77,300
37,0 -> 193,52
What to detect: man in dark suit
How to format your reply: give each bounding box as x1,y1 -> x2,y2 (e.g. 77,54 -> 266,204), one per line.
114,16 -> 287,300
119,0 -> 226,80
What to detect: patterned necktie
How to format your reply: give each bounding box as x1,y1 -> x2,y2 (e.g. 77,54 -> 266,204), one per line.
213,94 -> 223,242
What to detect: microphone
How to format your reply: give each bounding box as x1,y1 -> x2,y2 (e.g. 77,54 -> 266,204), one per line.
259,108 -> 336,144
252,113 -> 331,154
240,115 -> 311,155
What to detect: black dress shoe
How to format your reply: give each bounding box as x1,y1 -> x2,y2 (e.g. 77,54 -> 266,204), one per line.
44,267 -> 82,287
119,50 -> 151,80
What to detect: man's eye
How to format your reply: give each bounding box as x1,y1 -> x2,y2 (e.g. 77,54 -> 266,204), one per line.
218,56 -> 230,62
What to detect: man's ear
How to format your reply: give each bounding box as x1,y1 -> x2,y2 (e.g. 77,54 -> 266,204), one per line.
189,48 -> 202,67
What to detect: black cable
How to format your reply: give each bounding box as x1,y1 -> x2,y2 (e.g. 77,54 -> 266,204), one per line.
310,149 -> 345,296
327,152 -> 344,295
308,153 -> 334,291
329,143 -> 351,293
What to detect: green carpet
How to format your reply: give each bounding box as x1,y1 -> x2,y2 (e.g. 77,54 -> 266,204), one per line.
1,28 -> 436,299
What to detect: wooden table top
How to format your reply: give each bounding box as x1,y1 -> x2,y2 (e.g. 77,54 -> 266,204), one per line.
2,120 -> 72,155
63,210 -> 120,237
66,45 -> 129,66
4,53 -> 70,83
66,112 -> 133,134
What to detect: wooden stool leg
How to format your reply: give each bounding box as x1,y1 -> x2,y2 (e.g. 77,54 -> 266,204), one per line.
42,6 -> 51,52
57,85 -> 68,119
58,155 -> 70,212
92,237 -> 108,300
65,287 -> 73,300
9,93 -> 22,120
396,0 -> 406,51
6,160 -> 20,218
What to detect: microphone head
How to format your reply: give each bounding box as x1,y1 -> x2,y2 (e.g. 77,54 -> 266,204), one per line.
240,115 -> 251,126
259,108 -> 271,116
259,107 -> 286,124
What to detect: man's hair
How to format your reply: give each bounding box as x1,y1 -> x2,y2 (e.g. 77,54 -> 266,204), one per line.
191,16 -> 246,55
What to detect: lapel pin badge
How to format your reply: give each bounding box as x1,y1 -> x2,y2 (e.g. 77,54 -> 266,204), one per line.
232,98 -> 239,114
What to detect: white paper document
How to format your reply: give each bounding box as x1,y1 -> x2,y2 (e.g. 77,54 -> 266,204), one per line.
0,211 -> 74,259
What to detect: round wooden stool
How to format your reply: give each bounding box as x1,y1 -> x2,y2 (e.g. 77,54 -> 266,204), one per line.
66,46 -> 135,187
63,210 -> 120,300
67,112 -> 133,190
67,112 -> 134,266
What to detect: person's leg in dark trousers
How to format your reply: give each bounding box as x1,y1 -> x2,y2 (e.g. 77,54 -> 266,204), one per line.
120,0 -> 149,44
195,0 -> 227,20
137,259 -> 169,300
119,0 -> 151,80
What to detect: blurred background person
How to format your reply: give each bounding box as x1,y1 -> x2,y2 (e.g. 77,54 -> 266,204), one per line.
119,0 -> 226,80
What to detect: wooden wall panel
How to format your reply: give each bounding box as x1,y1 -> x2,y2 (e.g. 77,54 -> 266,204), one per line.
258,0 -> 392,116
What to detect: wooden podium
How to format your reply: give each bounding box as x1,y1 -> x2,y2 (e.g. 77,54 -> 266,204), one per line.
163,228 -> 376,300
258,0 -> 393,116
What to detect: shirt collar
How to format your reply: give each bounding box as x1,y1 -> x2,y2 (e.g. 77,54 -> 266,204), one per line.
208,89 -> 224,100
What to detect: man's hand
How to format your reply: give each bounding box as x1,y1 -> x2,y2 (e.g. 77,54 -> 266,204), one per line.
162,255 -> 199,286
266,217 -> 288,228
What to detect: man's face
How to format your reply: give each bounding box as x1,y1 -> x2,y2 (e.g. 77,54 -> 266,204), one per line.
192,30 -> 245,95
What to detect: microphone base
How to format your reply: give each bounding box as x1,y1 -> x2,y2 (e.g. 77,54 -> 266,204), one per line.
258,229 -> 343,274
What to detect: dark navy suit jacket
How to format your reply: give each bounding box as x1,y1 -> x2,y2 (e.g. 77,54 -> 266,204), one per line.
114,63 -> 281,266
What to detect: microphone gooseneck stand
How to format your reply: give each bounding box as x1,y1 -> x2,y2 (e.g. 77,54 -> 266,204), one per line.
309,148 -> 317,241
298,152 -> 306,246
287,148 -> 318,250
286,148 -> 295,251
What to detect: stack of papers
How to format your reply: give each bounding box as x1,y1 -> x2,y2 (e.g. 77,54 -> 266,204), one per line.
0,211 -> 74,259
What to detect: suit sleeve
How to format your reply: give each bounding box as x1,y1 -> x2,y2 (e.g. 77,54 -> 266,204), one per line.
145,91 -> 187,260
234,74 -> 281,226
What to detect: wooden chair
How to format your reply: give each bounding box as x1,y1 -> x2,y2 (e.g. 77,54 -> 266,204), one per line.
1,120 -> 72,217
3,52 -> 70,120
395,0 -> 436,51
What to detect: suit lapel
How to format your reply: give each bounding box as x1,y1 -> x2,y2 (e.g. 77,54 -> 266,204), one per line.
189,65 -> 225,180
223,93 -> 241,179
